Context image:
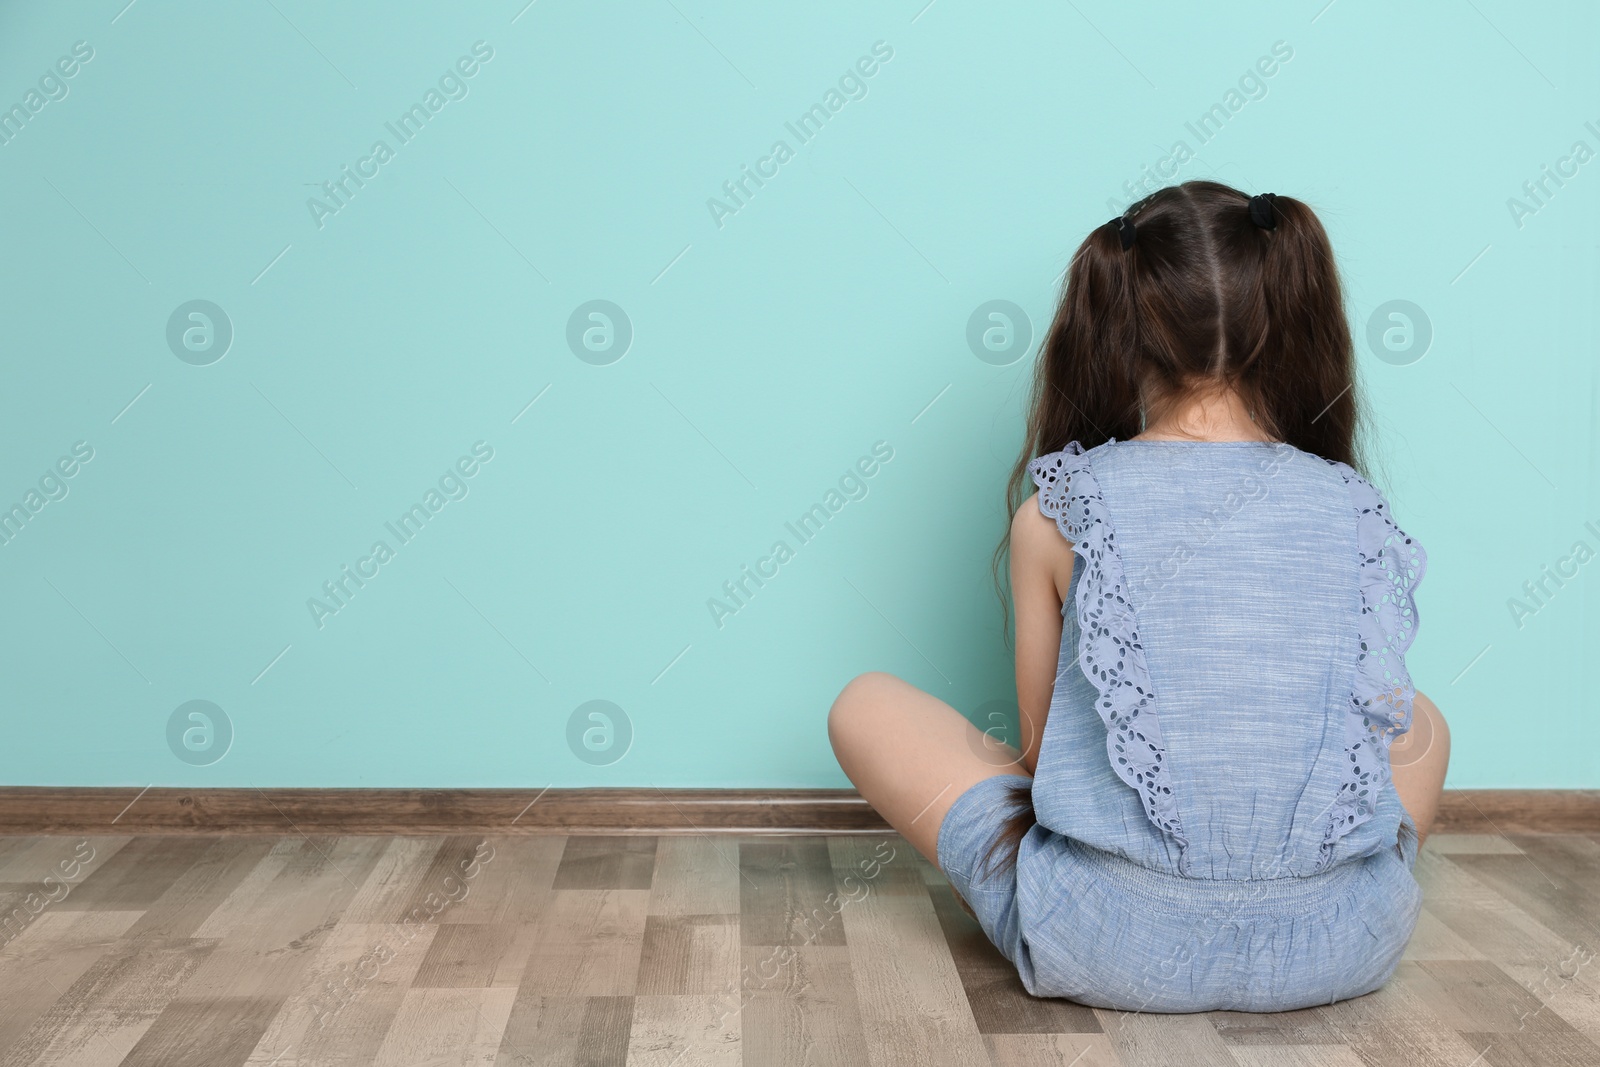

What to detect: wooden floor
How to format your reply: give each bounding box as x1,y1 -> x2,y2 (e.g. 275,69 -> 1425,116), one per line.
1,832 -> 1599,1066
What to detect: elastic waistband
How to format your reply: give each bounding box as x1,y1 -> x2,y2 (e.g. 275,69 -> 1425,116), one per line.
1061,837 -> 1374,921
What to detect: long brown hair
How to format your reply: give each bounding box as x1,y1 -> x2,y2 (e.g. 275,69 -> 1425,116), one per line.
979,181 -> 1366,879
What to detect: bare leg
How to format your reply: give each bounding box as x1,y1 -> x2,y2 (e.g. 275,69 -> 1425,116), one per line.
828,671 -> 1030,868
1390,690 -> 1451,847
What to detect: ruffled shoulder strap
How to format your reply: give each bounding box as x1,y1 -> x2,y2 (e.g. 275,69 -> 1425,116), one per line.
1028,441 -> 1188,857
1320,460 -> 1428,862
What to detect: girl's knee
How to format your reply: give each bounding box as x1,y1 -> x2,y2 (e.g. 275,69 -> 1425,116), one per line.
1415,691 -> 1451,755
827,671 -> 906,754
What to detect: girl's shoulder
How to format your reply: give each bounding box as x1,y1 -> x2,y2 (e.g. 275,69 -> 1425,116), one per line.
1031,437 -> 1328,495
1029,437 -> 1424,565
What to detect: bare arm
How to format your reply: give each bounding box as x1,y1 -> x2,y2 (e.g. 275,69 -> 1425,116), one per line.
1009,493 -> 1076,775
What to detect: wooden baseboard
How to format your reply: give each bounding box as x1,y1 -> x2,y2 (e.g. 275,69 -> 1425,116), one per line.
0,788 -> 892,835
0,787 -> 1594,836
1432,790 -> 1600,835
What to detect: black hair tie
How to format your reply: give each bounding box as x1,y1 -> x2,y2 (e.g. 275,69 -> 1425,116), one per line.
1112,215 -> 1136,250
1249,192 -> 1278,230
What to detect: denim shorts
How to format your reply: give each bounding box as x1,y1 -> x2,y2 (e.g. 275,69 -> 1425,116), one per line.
936,774 -> 1424,1013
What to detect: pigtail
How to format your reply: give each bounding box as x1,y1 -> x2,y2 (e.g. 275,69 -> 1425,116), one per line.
1246,194 -> 1364,472
974,778 -> 1036,880
992,220 -> 1143,649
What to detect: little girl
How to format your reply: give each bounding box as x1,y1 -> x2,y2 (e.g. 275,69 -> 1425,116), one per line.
828,180 -> 1450,1012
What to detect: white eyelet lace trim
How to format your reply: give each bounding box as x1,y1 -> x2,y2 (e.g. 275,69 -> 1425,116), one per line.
1319,460 -> 1427,865
1029,441 -> 1188,855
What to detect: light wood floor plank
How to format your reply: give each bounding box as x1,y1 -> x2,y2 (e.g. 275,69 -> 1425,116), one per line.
1413,849 -> 1578,965
839,866 -> 988,1066
1301,972 -> 1495,1066
519,890 -> 649,996
369,988 -> 516,1067
0,936 -> 216,1067
177,836 -> 389,1001
636,914 -> 740,995
192,838 -> 309,938
0,837 -> 130,884
1401,907 -> 1488,961
1452,836 -> 1600,951
240,920 -> 437,1067
1396,959 -> 1576,1034
1459,1028 -> 1600,1067
553,837 -> 656,891
493,995 -> 633,1067
740,944 -> 871,1065
339,836 -> 447,924
122,837 -> 280,942
648,837 -> 740,917
412,923 -> 539,989
0,909 -> 144,1052
1425,835 -> 1524,855
53,836 -> 211,912
119,996 -> 287,1067
1225,1044 -> 1368,1067
0,836 -> 39,871
1209,1003 -> 1343,1046
826,837 -> 926,899
1094,1011 -> 1237,1066
740,837 -> 848,948
390,836 -> 504,926
625,994 -> 740,1067
983,1033 -> 1122,1066
1497,962 -> 1600,1044
442,838 -> 565,924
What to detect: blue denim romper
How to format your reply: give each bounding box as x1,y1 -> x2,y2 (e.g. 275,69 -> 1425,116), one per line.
937,439 -> 1428,1012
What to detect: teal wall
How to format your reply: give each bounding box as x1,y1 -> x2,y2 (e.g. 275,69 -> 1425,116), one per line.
1,1 -> 1594,789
